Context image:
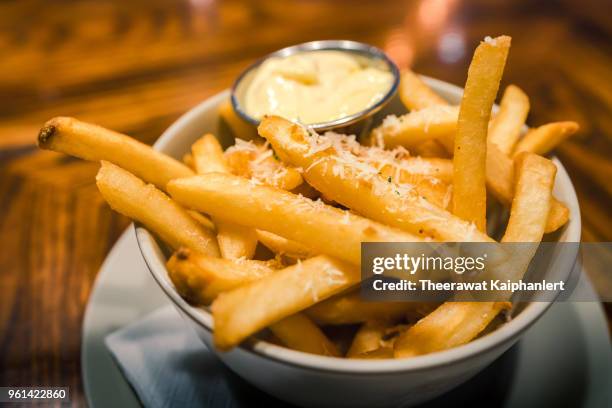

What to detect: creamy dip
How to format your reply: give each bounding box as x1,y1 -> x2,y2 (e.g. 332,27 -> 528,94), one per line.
244,50 -> 393,124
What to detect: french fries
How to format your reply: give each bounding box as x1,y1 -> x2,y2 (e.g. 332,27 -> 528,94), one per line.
38,117 -> 193,190
398,69 -> 449,110
166,248 -> 277,304
255,230 -> 314,259
96,161 -> 219,256
486,143 -> 569,233
394,153 -> 554,358
187,210 -> 216,231
370,105 -> 458,151
394,302 -> 510,358
191,134 -> 258,260
453,35 -> 511,232
191,134 -> 228,173
502,153 -> 556,242
39,33 -> 579,361
513,121 -> 579,157
224,140 -> 304,190
305,290 -> 419,325
377,166 -> 451,209
212,255 -> 359,350
488,85 -> 530,155
259,116 -> 493,242
269,313 -> 340,357
397,157 -> 453,183
167,172 -> 422,265
346,321 -> 394,357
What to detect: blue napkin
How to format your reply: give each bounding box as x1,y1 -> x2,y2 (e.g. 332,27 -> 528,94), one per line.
105,306 -> 521,408
105,306 -> 289,408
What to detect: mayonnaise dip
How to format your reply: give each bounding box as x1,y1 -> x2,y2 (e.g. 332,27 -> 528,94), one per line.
244,50 -> 394,124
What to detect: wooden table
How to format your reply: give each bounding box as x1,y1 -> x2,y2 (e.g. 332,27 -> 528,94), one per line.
0,0 -> 610,405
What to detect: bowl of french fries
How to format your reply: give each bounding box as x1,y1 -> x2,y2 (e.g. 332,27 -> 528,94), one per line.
38,36 -> 580,407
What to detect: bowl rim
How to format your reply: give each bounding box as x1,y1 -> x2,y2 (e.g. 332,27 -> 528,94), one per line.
230,40 -> 400,131
138,78 -> 581,374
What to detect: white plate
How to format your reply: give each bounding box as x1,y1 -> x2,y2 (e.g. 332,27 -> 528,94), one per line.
82,227 -> 612,407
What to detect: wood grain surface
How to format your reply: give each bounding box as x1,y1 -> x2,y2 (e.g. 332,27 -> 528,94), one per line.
0,0 -> 610,405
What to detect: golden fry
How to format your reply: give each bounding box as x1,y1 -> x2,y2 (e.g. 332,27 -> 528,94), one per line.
187,210 -> 216,231
96,161 -> 219,256
212,255 -> 359,350
397,157 -> 453,183
486,144 -> 568,233
255,230 -> 314,259
192,134 -> 258,260
513,121 -> 579,157
192,134 -> 229,173
167,173 -> 422,265
394,302 -> 510,358
488,85 -> 530,155
502,153 -> 556,242
39,117 -> 193,190
347,321 -> 394,357
166,248 -> 276,304
305,290 -> 419,325
269,313 -> 340,357
453,35 -> 511,231
399,69 -> 449,110
225,141 -> 304,190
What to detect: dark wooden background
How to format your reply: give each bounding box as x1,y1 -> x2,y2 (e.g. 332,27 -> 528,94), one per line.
0,0 -> 610,405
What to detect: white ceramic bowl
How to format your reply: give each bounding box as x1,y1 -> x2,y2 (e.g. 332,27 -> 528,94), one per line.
136,78 -> 581,408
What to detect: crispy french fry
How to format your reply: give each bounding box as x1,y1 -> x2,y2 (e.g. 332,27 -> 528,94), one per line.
513,121 -> 579,157
192,134 -> 228,173
502,153 -> 556,242
212,255 -> 359,350
545,201 -> 570,234
378,167 -> 451,209
187,210 -> 216,231
488,85 -> 530,155
453,35 -> 511,232
397,157 -> 453,183
215,222 -> 258,260
166,248 -> 276,304
225,141 -> 304,190
38,117 -> 193,190
269,313 -> 340,357
305,290 -> 422,325
394,302 -> 510,358
399,69 -> 449,110
219,99 -> 258,141
168,173 -> 421,265
96,161 -> 219,256
255,230 -> 314,259
347,321 -> 393,357
486,143 -> 568,233
259,116 -> 492,242
370,105 -> 458,151
192,134 -> 258,260
486,142 -> 516,203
